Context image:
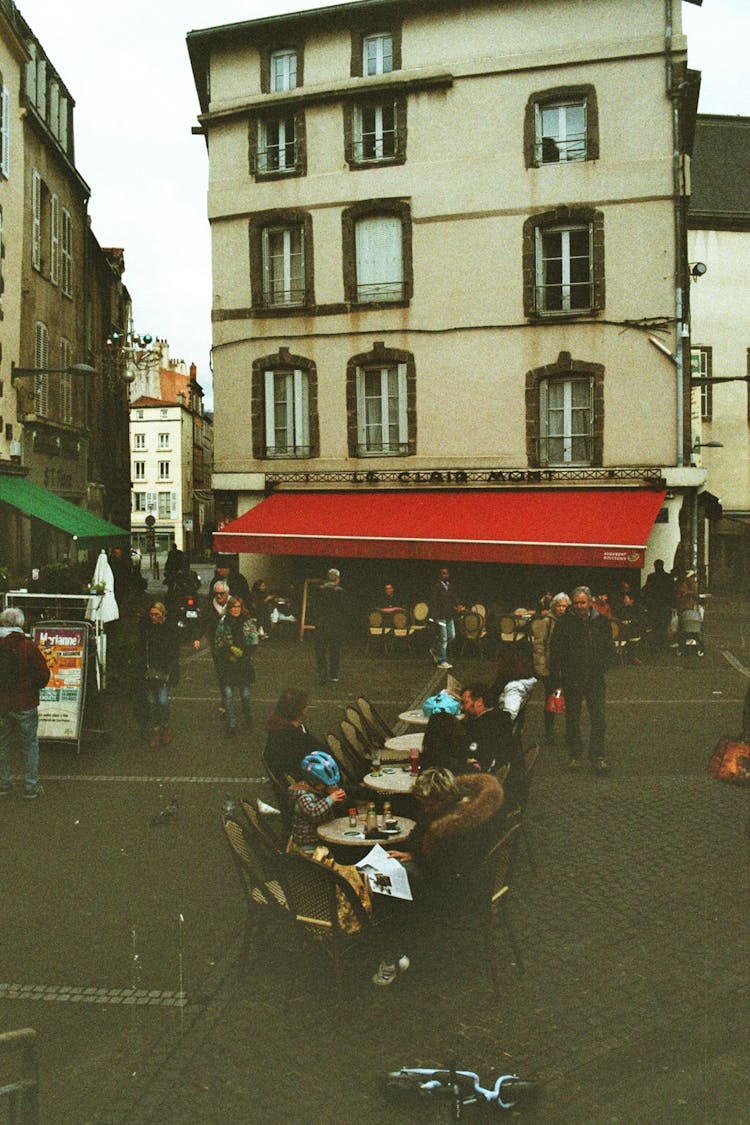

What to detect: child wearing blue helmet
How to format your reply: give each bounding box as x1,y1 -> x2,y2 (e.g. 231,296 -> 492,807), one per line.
289,751 -> 347,851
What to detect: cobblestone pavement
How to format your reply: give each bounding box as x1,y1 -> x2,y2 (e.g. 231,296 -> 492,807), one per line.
2,594 -> 749,1123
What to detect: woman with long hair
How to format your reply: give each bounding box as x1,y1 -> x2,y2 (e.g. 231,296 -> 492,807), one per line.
214,596 -> 258,736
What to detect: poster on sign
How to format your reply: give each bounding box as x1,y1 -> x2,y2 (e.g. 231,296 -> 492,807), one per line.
32,623 -> 88,744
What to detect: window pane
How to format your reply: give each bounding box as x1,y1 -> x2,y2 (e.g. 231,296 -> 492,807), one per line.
538,100 -> 586,163
355,215 -> 403,301
270,50 -> 296,92
363,33 -> 392,76
542,377 -> 592,465
265,227 -> 304,305
356,102 -> 396,161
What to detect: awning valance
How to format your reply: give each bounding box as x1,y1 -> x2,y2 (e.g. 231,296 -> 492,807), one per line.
0,475 -> 130,548
214,488 -> 667,568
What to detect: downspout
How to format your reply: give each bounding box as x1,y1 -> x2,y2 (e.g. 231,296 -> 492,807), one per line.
665,0 -> 684,469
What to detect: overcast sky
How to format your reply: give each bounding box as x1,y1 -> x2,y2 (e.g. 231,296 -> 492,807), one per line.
16,0 -> 749,410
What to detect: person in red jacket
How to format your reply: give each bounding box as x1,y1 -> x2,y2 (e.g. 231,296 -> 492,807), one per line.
0,607 -> 51,799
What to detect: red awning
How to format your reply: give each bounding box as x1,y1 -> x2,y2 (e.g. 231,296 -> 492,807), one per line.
214,489 -> 666,568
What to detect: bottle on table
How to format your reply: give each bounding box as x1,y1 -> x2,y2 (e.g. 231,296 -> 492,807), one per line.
365,802 -> 378,832
409,744 -> 420,776
348,807 -> 358,828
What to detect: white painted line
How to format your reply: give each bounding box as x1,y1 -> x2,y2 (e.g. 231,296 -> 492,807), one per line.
0,983 -> 188,1008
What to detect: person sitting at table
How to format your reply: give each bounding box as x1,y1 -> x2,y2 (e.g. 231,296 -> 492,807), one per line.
264,688 -> 326,784
420,712 -> 477,775
372,767 -> 505,986
461,680 -> 532,807
289,751 -> 348,853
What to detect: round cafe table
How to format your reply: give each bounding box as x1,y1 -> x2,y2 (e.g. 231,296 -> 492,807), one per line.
316,814 -> 416,847
398,709 -> 464,728
382,732 -> 424,761
363,767 -> 417,795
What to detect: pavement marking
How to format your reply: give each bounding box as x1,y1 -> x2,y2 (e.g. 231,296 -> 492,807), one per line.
0,984 -> 188,1008
34,775 -> 266,785
720,649 -> 750,677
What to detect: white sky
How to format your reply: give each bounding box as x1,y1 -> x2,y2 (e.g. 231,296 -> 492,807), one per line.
16,0 -> 749,411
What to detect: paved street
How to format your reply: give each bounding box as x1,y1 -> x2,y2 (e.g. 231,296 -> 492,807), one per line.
1,593 -> 749,1123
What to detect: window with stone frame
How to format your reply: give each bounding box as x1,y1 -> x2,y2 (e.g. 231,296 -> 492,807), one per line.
346,343 -> 416,457
525,352 -> 604,468
249,209 -> 314,312
522,207 -> 604,318
250,110 -> 306,179
34,319 -> 48,416
342,200 -> 412,307
344,96 -> 406,169
690,345 -> 712,421
524,85 -> 599,168
260,43 -> 303,93
350,24 -> 401,77
251,348 -> 320,460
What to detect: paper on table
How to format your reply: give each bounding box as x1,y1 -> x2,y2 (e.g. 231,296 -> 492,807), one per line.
355,843 -> 413,901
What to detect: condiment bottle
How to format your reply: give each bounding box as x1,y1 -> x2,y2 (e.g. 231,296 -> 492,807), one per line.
383,801 -> 392,824
348,807 -> 358,828
365,802 -> 378,831
410,744 -> 420,775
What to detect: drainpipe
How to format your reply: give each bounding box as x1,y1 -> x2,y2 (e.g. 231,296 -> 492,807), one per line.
665,0 -> 684,469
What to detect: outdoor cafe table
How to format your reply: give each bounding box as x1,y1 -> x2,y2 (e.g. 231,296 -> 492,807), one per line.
398,709 -> 465,728
363,767 -> 417,795
382,732 -> 424,761
316,814 -> 416,847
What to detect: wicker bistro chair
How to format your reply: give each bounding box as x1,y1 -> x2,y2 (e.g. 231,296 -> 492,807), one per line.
459,610 -> 487,656
339,719 -> 373,772
280,849 -> 376,1000
478,821 -> 526,992
222,815 -> 290,957
408,601 -> 430,651
366,610 -> 390,655
326,732 -> 366,787
241,797 -> 287,856
355,697 -> 394,742
387,610 -> 411,655
343,705 -> 380,751
261,756 -> 295,832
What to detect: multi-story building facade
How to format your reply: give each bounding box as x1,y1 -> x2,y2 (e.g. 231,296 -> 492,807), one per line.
0,1 -> 131,575
189,0 -> 704,601
129,345 -> 214,559
688,114 -> 750,594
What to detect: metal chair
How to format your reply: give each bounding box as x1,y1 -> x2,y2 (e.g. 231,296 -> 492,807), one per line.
459,610 -> 487,656
479,822 -> 526,992
339,720 -> 372,776
388,610 -> 411,655
345,704 -> 384,748
366,610 -> 390,654
222,815 -> 290,957
325,732 -> 365,787
408,601 -> 430,650
355,696 -> 394,742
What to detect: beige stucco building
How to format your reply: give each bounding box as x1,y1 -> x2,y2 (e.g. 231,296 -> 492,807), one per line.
189,0 -> 706,602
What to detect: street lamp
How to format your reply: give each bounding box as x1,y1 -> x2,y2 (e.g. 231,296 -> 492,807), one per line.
11,362 -> 97,383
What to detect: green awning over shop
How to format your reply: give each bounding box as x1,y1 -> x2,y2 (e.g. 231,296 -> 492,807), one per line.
0,475 -> 130,548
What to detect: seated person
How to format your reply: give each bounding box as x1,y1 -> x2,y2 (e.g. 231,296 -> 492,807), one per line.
289,751 -> 347,852
459,682 -> 514,772
264,688 -> 326,783
372,767 -> 505,986
617,592 -> 646,664
420,712 -> 477,775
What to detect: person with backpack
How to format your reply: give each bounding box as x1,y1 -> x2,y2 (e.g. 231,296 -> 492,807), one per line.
0,607 -> 51,799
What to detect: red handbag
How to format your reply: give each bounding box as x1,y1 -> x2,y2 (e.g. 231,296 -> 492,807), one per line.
545,688 -> 565,714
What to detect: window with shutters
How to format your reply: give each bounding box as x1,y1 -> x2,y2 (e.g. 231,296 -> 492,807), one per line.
691,346 -> 713,421
60,337 -> 72,423
34,321 -> 48,416
61,208 -> 72,296
251,349 -> 319,460
31,169 -> 41,269
0,84 -> 9,178
50,194 -> 59,284
249,210 -> 314,312
158,492 -> 174,518
342,201 -> 412,307
346,343 -> 416,458
523,208 -> 604,318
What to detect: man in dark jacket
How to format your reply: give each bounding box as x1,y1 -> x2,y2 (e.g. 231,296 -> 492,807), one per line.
460,681 -> 526,806
313,568 -> 348,683
263,688 -> 326,782
550,586 -> 614,775
0,608 -> 51,798
429,566 -> 465,670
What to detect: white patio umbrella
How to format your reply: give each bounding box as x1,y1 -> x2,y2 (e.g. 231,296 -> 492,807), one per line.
85,550 -> 120,688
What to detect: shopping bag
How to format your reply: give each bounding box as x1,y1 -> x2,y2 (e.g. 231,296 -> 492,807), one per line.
545,688 -> 565,714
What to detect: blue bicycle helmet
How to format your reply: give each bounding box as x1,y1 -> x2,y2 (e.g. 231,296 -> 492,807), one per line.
301,751 -> 340,787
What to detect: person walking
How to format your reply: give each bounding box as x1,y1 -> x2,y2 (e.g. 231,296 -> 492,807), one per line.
550,585 -> 614,775
194,579 -> 230,707
530,591 -> 571,745
313,568 -> 348,683
215,596 -> 258,736
429,566 -> 465,670
138,601 -> 181,748
643,559 -> 675,649
0,608 -> 50,799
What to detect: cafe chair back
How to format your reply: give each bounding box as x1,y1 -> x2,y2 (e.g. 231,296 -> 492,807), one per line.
459,610 -> 487,656
261,755 -> 295,831
339,719 -> 371,768
343,705 -> 379,750
355,696 -> 394,742
479,822 -> 526,990
367,610 -> 390,654
241,797 -> 287,854
222,815 -> 290,957
326,732 -> 366,786
280,849 -> 374,1000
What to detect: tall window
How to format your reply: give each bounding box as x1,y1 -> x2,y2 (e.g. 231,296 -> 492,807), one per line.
61,208 -> 72,295
133,461 -> 146,481
0,84 -> 9,178
540,377 -> 593,465
354,103 -> 395,162
355,215 -> 403,301
691,346 -> 712,421
264,369 -> 310,456
60,337 -> 72,423
50,194 -> 59,284
262,225 -> 304,307
34,320 -> 48,416
133,492 -> 146,512
158,492 -> 174,518
158,432 -> 170,449
269,49 -> 297,92
356,364 -> 408,456
524,208 -> 604,317
31,169 -> 41,269
158,460 -> 170,480
363,32 -> 392,75
133,433 -> 146,449
536,100 -> 587,163
257,115 -> 297,173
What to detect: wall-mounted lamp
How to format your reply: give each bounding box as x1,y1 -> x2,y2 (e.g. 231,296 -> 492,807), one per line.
692,439 -> 723,451
689,262 -> 707,280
